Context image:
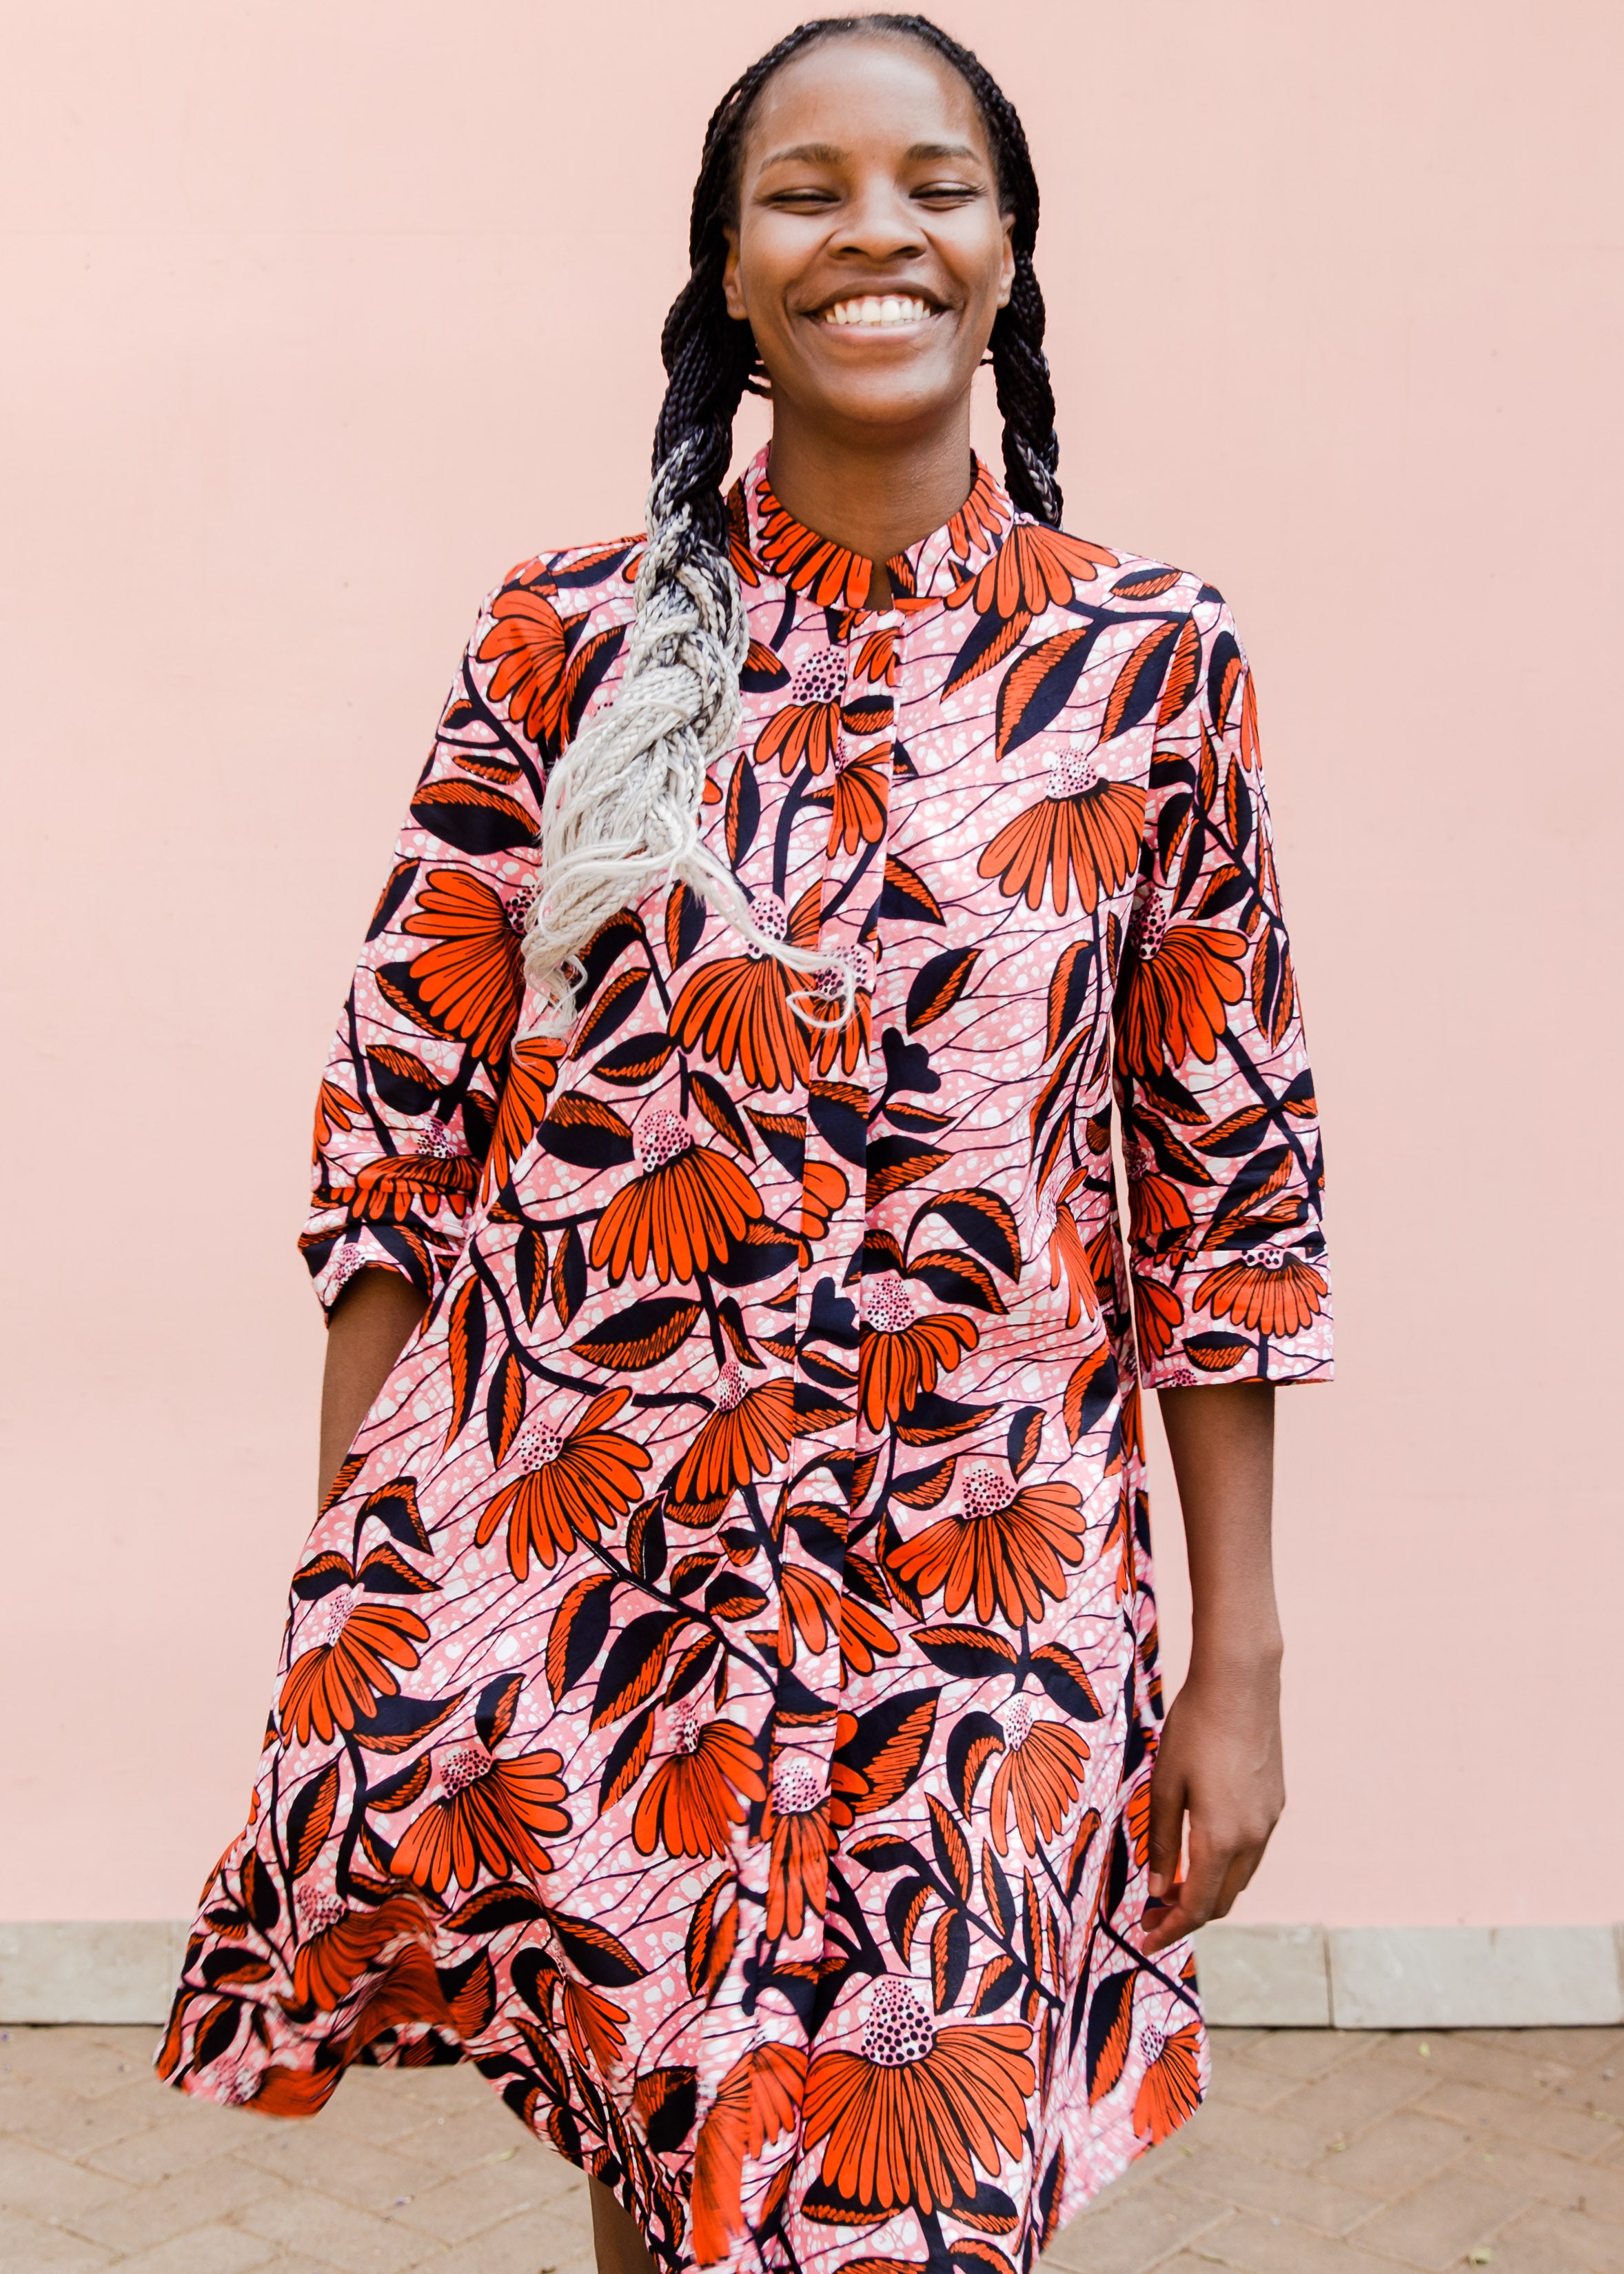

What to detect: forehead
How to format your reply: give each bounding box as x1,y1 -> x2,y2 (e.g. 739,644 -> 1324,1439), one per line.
740,34 -> 993,173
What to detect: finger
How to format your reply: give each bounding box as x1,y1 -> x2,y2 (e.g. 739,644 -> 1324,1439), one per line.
1142,1825 -> 1228,1953
1144,1760 -> 1185,1903
1210,1841 -> 1267,1922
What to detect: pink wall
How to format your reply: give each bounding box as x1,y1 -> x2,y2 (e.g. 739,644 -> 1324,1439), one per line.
3,1 -> 1620,1929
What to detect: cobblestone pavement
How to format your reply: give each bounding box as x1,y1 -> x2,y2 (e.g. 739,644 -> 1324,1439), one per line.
0,2024 -> 1619,2273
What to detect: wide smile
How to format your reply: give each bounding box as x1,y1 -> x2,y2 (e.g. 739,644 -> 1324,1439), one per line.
811,292 -> 946,334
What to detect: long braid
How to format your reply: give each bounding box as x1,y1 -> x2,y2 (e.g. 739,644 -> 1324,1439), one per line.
524,14 -> 1062,1027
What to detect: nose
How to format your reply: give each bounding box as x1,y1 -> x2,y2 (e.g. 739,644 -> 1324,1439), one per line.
829,174 -> 926,266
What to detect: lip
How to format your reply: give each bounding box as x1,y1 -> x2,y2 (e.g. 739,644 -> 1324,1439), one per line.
801,289 -> 951,337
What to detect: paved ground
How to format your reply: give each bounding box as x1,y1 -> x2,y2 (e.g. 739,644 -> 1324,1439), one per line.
0,2024 -> 1619,2273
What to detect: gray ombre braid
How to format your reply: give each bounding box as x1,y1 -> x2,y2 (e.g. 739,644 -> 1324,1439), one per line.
523,14 -> 1062,1032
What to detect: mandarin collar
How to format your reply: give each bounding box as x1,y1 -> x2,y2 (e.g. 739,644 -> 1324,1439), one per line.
731,443 -> 1015,612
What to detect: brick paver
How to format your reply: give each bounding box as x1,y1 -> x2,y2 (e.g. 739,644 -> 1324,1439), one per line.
0,2024 -> 1618,2271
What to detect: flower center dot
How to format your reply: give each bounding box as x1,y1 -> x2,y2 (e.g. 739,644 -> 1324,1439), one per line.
715,1361 -> 748,1415
773,1761 -> 824,1815
296,1886 -> 347,1936
513,1419 -> 565,1469
862,1977 -> 935,2066
441,1742 -> 493,1798
1129,902 -> 1168,962
634,1110 -> 693,1172
319,1589 -> 355,1649
789,650 -> 847,705
748,888 -> 789,946
1005,1698 -> 1035,1750
962,1463 -> 1015,1520
416,1116 -> 466,1160
1244,1243 -> 1286,1271
1047,749 -> 1099,799
865,1272 -> 915,1334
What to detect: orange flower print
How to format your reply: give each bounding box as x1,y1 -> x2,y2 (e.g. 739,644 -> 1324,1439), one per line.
803,1980 -> 1035,2215
559,1978 -> 629,2073
988,1697 -> 1091,1858
753,476 -> 871,607
631,1715 -> 767,1861
949,520 -> 1118,629
1133,1271 -> 1184,1363
590,1110 -> 763,1285
345,1118 -> 478,1227
887,1462 -> 1088,1628
755,647 -> 847,777
762,1758 -> 835,1941
858,1273 -> 979,1428
838,1591 -> 900,1682
520,1952 -> 631,2074
978,750 -> 1147,916
795,1159 -> 849,1267
822,741 -> 890,854
851,624 -> 897,685
775,1564 -> 840,1664
474,1389 -> 650,1581
692,2041 -> 807,2268
808,955 -> 871,1078
280,1587 -> 429,1747
1042,1168 -> 1101,1329
669,1366 -> 798,1513
399,869 -> 526,1067
1133,2023 -> 1204,2145
475,583 -> 580,747
484,1036 -> 565,1191
1126,1141 -> 1193,1254
669,884 -> 820,1091
313,1078 -> 359,1158
1115,899 -> 1247,1076
1197,1244 -> 1327,1338
944,453 -> 1014,561
289,1891 -> 425,2013
390,1738 -> 571,1896
725,481 -> 760,588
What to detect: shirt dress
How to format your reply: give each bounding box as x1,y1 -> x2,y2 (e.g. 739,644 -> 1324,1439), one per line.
161,446 -> 1332,2273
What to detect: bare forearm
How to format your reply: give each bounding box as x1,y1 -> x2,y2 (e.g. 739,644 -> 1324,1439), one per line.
1157,1381 -> 1280,1673
318,1270 -> 429,1505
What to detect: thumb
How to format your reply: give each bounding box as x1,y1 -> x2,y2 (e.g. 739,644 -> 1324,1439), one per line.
1144,1757 -> 1184,1902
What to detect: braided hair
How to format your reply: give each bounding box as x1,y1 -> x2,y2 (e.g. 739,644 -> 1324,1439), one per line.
524,14 -> 1062,1029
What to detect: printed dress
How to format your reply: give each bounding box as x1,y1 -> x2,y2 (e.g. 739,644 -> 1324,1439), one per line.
161,447 -> 1332,2273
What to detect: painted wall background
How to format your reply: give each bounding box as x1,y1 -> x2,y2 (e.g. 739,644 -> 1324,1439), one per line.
2,0 -> 1619,1931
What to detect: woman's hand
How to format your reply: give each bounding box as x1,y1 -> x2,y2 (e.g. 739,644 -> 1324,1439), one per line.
1141,1380 -> 1283,1958
1140,1647 -> 1284,1955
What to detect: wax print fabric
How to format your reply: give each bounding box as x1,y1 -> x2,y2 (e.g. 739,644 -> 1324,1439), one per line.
161,447 -> 1332,2274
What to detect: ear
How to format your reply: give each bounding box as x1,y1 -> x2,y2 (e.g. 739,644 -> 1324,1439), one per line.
722,225 -> 748,323
997,212 -> 1015,308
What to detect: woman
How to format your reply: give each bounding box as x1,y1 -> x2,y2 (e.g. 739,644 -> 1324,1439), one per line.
161,17 -> 1332,2273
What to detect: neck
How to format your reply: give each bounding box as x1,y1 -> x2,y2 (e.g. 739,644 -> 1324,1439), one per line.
764,401 -> 977,578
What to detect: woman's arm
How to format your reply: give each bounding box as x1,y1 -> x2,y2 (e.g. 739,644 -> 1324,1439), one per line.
1139,1380 -> 1283,1956
317,1269 -> 429,1506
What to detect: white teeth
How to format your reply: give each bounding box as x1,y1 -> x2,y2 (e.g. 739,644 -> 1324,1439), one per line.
823,294 -> 933,328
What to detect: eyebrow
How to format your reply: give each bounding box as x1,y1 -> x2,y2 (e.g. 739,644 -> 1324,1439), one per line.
755,139 -> 985,169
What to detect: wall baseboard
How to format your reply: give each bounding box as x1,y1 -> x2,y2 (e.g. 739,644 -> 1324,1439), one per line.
1193,1922 -> 1624,2028
4,1920 -> 1621,2029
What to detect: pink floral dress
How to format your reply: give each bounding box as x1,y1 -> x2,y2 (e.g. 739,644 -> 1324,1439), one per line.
161,447 -> 1332,2272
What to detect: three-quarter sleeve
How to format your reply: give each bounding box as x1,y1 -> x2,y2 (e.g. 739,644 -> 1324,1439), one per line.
299,576 -> 554,1316
1113,598 -> 1332,1386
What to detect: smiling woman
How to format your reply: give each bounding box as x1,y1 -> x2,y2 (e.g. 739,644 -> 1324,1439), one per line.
159,17 -> 1332,2274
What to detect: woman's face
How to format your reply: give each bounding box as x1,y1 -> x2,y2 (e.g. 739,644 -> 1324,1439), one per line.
723,37 -> 1015,444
